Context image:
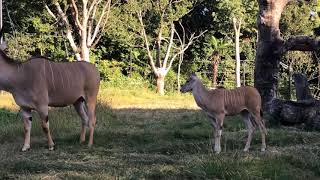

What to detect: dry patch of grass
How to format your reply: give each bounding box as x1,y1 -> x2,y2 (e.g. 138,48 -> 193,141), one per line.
0,88 -> 320,179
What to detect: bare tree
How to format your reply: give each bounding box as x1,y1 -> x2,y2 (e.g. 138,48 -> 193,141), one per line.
45,0 -> 112,62
138,10 -> 205,95
175,21 -> 206,93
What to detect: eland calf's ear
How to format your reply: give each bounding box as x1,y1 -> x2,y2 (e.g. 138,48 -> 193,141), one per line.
191,72 -> 197,77
0,41 -> 7,51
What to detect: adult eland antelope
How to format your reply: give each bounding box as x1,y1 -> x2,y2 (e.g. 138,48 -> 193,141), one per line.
180,73 -> 266,153
0,43 -> 100,151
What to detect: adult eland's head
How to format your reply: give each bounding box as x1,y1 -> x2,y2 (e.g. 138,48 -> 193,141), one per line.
180,73 -> 198,93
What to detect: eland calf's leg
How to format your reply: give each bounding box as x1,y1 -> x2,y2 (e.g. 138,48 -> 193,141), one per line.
251,111 -> 266,152
37,107 -> 55,151
21,109 -> 32,152
214,114 -> 224,153
74,99 -> 89,144
209,113 -> 224,154
241,111 -> 255,152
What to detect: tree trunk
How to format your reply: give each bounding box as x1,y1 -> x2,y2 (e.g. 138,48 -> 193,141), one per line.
292,73 -> 314,101
254,0 -> 289,110
81,46 -> 90,62
212,51 -> 220,88
255,0 -> 320,130
177,54 -> 183,93
233,18 -> 241,87
156,75 -> 165,95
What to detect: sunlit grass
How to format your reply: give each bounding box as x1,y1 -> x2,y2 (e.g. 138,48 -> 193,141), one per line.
0,88 -> 320,179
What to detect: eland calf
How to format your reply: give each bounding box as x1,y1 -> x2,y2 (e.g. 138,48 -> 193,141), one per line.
0,47 -> 100,151
181,73 -> 266,153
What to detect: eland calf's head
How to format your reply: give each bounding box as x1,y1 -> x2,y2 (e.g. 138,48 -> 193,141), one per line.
180,73 -> 198,93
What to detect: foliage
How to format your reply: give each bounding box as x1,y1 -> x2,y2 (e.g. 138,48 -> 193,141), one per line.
1,0 -> 319,95
96,60 -> 150,89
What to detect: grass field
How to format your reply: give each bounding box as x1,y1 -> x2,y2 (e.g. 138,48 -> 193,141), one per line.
0,88 -> 320,179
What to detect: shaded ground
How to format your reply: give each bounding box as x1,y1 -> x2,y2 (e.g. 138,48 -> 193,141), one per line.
0,89 -> 320,179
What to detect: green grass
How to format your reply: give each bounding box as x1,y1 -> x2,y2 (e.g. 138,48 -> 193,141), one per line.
0,88 -> 320,179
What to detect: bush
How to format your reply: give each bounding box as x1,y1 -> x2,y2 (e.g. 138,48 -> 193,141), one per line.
96,60 -> 149,89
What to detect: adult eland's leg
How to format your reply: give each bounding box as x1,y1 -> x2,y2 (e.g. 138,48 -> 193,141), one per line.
74,98 -> 89,144
86,99 -> 97,147
37,106 -> 55,151
21,109 -> 32,152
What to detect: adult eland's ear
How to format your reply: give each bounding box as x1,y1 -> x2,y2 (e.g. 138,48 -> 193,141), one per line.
0,28 -> 7,50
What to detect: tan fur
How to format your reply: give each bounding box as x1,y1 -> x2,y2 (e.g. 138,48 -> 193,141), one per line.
0,51 -> 100,151
181,73 -> 267,153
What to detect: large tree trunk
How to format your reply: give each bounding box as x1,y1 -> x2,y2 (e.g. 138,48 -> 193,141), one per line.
255,0 -> 320,129
255,0 -> 320,110
254,0 -> 288,110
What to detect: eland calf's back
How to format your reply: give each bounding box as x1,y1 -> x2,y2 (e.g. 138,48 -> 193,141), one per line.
181,73 -> 266,153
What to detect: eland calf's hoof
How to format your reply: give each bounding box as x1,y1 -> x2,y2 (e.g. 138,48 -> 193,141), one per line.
21,144 -> 30,152
48,144 -> 55,151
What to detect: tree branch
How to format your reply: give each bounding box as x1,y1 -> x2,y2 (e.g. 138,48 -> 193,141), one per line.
53,2 -> 80,60
162,23 -> 175,69
70,0 -> 83,31
279,36 -> 320,54
88,0 -> 100,15
87,0 -> 100,45
166,30 -> 207,72
137,10 -> 157,74
88,0 -> 111,46
44,4 -> 57,21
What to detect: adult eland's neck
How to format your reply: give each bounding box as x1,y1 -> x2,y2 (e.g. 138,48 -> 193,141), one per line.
0,62 -> 19,92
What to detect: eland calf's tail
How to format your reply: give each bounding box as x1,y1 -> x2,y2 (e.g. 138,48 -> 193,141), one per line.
260,110 -> 268,135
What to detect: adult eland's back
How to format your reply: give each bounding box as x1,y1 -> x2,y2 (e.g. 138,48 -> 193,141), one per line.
0,43 -> 100,151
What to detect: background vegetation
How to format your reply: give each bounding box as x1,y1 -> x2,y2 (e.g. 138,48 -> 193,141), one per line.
0,0 -> 320,179
1,0 -> 319,96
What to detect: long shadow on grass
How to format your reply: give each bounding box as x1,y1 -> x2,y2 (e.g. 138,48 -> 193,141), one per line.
2,104 -> 320,179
